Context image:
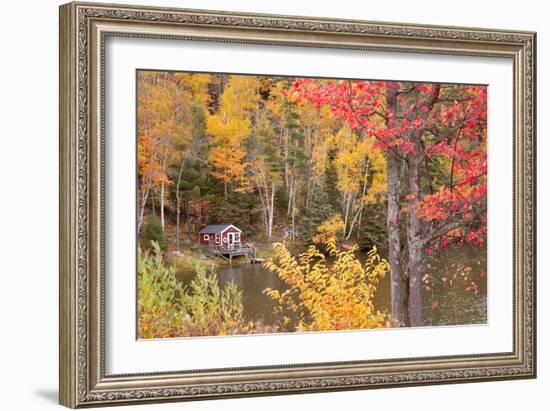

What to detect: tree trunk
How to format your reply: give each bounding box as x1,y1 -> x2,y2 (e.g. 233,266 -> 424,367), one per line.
406,151 -> 425,327
284,129 -> 289,188
387,149 -> 409,326
160,182 -> 165,230
258,188 -> 269,239
159,148 -> 168,231
305,177 -> 311,210
403,87 -> 439,327
290,182 -> 296,242
345,161 -> 370,240
343,191 -> 353,235
257,177 -> 275,246
304,127 -> 312,210
137,142 -> 157,233
287,173 -> 293,216
138,184 -> 151,234
175,195 -> 181,250
407,240 -> 424,327
175,158 -> 185,251
268,181 -> 275,246
356,204 -> 364,241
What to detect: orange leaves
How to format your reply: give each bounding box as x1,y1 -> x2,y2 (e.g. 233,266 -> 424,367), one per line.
208,145 -> 248,184
137,133 -> 153,180
137,134 -> 170,191
137,71 -> 214,199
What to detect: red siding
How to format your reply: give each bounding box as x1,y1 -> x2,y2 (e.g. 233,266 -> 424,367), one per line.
222,227 -> 241,246
199,233 -> 213,245
199,226 -> 241,246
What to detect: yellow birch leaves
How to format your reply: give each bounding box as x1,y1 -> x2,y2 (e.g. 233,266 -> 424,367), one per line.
206,76 -> 260,189
264,238 -> 391,331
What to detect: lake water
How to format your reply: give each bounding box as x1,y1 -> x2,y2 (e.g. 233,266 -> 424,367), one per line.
176,246 -> 487,329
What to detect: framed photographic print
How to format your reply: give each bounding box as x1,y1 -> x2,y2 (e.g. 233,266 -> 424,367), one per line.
59,1 -> 537,408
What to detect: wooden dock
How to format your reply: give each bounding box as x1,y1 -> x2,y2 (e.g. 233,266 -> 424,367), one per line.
207,243 -> 258,264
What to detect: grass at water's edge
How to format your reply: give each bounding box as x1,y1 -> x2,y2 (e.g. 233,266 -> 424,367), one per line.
160,242 -> 280,273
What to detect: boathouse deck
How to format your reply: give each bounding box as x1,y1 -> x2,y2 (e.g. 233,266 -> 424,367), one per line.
207,243 -> 258,263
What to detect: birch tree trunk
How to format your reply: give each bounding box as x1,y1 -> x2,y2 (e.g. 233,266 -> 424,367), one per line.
175,157 -> 185,251
345,161 -> 370,240
343,190 -> 353,235
138,185 -> 151,234
159,106 -> 177,231
160,181 -> 165,230
258,186 -> 269,236
290,182 -> 296,242
137,143 -> 157,233
287,173 -> 293,216
159,147 -> 169,231
256,176 -> 276,246
268,181 -> 275,245
284,129 -> 289,188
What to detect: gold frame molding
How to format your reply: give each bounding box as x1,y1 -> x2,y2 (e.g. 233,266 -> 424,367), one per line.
59,2 -> 536,408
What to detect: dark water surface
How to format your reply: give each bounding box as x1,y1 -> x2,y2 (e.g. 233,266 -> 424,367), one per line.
178,263 -> 287,326
176,245 -> 487,329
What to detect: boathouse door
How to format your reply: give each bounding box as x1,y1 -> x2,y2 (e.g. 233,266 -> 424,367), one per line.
228,232 -> 235,249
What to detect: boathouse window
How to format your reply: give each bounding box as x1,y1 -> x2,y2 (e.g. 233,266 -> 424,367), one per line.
215,233 -> 220,244
235,233 -> 240,242
203,234 -> 209,241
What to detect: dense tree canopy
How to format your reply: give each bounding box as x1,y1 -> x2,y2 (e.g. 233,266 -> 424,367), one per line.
137,71 -> 487,328
289,78 -> 487,325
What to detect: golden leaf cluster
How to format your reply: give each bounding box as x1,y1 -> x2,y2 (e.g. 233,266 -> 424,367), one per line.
264,238 -> 391,332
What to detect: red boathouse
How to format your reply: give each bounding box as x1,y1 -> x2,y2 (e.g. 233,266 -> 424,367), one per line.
198,224 -> 242,248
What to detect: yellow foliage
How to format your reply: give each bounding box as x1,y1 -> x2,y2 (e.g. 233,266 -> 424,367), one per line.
137,71 -> 213,195
333,127 -> 369,194
173,72 -> 213,105
363,136 -> 387,205
333,128 -> 387,209
206,75 -> 259,187
312,215 -> 345,244
264,239 -> 391,332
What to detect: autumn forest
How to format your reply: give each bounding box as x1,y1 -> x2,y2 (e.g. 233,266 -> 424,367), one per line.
137,70 -> 488,338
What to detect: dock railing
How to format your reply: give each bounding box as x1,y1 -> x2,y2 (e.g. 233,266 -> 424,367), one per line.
207,243 -> 257,262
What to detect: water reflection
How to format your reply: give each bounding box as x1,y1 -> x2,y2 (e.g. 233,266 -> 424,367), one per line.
177,245 -> 487,329
177,263 -> 287,325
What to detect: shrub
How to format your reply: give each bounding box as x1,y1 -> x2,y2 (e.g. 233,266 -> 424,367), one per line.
312,215 -> 345,244
138,242 -> 185,338
179,265 -> 246,336
264,238 -> 391,332
142,214 -> 168,251
138,242 -> 252,338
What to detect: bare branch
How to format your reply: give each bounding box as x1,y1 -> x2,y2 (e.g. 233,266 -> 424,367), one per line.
423,219 -> 467,247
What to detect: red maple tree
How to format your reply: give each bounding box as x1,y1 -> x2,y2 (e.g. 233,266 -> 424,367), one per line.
288,79 -> 487,326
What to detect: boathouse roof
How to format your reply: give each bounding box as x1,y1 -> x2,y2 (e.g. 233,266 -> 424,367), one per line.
199,224 -> 241,234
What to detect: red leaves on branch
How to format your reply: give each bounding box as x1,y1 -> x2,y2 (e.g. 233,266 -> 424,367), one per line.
288,78 -> 488,250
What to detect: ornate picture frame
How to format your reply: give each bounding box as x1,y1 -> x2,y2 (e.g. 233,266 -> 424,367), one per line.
59,1 -> 536,408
